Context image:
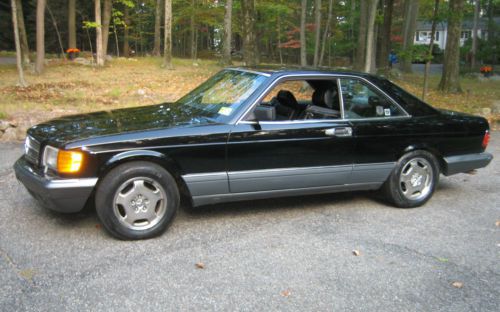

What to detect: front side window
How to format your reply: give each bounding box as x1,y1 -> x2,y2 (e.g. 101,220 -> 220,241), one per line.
245,79 -> 342,122
339,78 -> 405,119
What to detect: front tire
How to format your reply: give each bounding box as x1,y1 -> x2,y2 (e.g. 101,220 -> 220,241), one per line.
382,150 -> 440,208
95,161 -> 179,240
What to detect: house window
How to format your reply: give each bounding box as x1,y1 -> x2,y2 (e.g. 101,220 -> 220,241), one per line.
461,31 -> 471,39
418,31 -> 428,41
435,31 -> 439,41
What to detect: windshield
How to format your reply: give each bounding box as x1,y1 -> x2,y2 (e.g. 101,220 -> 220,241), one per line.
176,69 -> 268,122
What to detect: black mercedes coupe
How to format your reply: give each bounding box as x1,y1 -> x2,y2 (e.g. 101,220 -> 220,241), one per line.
15,68 -> 493,240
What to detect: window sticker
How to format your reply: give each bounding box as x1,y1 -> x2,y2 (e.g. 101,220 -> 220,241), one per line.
218,107 -> 233,116
376,106 -> 384,116
384,108 -> 391,116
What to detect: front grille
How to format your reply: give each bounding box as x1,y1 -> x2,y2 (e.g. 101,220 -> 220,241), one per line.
25,136 -> 41,166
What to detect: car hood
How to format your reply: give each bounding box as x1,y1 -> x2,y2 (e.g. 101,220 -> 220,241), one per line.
27,103 -> 209,146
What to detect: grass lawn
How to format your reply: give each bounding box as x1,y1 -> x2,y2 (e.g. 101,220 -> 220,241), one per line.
0,56 -> 498,130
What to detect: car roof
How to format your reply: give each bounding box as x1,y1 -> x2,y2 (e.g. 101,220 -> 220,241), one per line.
228,65 -> 376,80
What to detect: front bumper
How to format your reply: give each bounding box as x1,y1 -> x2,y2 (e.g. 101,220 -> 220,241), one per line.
14,157 -> 97,213
443,152 -> 493,176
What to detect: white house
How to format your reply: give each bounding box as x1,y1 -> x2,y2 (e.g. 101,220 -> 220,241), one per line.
414,18 -> 499,50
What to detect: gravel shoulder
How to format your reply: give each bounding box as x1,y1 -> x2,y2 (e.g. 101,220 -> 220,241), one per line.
0,135 -> 499,311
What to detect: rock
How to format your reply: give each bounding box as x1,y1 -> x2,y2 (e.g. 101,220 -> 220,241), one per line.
492,101 -> 500,114
0,127 -> 18,141
0,120 -> 11,131
73,57 -> 91,66
481,107 -> 492,116
137,89 -> 146,96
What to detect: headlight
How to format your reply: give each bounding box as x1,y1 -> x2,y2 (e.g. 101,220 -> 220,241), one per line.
43,146 -> 84,173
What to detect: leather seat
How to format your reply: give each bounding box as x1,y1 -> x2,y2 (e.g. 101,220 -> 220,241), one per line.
273,90 -> 307,120
304,88 -> 341,119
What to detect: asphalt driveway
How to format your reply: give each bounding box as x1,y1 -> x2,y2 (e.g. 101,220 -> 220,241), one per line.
0,135 -> 499,311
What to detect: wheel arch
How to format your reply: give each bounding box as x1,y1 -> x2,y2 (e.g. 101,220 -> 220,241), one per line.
401,144 -> 445,173
97,150 -> 193,199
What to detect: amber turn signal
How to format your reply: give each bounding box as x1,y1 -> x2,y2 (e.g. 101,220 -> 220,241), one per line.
57,150 -> 84,173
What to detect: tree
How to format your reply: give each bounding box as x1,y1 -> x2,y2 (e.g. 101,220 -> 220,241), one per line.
364,0 -> 379,73
102,0 -> 112,57
422,0 -> 440,100
16,0 -> 30,65
355,0 -> 367,71
222,0 -> 233,65
190,0 -> 197,61
470,0 -> 480,69
241,0 -> 258,66
123,4 -> 130,57
319,0 -> 333,67
438,0 -> 464,93
376,0 -> 394,71
35,0 -> 46,74
95,0 -> 105,66
153,0 -> 162,56
68,0 -> 77,49
300,0 -> 307,66
11,0 -> 27,87
401,0 -> 419,73
313,0 -> 321,67
163,0 -> 173,69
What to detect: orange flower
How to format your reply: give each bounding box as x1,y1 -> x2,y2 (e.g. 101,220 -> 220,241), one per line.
480,66 -> 492,73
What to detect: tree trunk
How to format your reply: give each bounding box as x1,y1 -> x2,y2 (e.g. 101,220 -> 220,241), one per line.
438,0 -> 464,93
487,0 -> 496,64
319,0 -> 333,67
364,0 -> 379,73
277,13 -> 283,65
102,0 -> 112,57
190,0 -> 197,60
47,5 -> 65,57
376,0 -> 394,71
163,0 -> 173,69
123,5 -> 130,57
241,0 -> 258,66
153,0 -> 162,56
300,0 -> 307,66
11,0 -> 27,87
35,0 -> 46,74
16,0 -> 30,65
113,17 -> 120,57
222,0 -> 233,65
68,0 -> 76,49
401,0 -> 419,73
355,0 -> 367,71
95,0 -> 104,66
313,0 -> 321,67
422,0 -> 440,100
470,0 -> 480,69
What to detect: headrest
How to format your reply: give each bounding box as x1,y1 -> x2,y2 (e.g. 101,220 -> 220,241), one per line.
312,89 -> 336,108
277,90 -> 300,109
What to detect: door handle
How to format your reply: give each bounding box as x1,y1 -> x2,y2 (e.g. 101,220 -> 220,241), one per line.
325,127 -> 352,137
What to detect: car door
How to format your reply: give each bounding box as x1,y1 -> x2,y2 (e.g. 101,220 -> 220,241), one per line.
226,77 -> 355,194
338,77 -> 413,184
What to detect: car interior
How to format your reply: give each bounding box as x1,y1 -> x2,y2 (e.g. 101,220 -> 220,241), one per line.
246,78 -> 404,122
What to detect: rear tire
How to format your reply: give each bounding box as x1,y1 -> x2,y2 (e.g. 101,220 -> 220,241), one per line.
382,150 -> 439,208
95,161 -> 179,240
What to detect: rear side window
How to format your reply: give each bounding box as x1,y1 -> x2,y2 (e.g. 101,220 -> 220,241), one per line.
339,78 -> 406,119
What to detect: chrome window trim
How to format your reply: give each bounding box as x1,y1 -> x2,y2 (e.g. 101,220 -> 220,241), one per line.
337,78 -> 345,119
225,67 -> 272,77
235,73 -> 410,125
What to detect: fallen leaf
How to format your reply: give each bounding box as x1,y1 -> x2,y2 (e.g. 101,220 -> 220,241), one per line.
352,250 -> 361,256
437,257 -> 449,263
95,224 -> 101,229
280,289 -> 291,297
452,281 -> 463,288
195,262 -> 205,269
495,220 -> 500,227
